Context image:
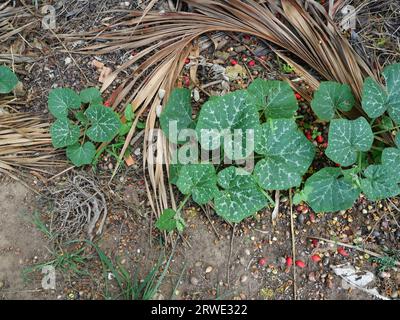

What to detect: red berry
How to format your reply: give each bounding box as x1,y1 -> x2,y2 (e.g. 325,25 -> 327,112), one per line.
248,60 -> 256,67
322,142 -> 328,148
296,205 -> 303,213
295,93 -> 302,100
295,260 -> 306,268
183,76 -> 190,87
309,212 -> 316,223
259,258 -> 267,266
230,59 -> 238,66
243,34 -> 251,40
337,247 -> 349,257
316,135 -> 324,143
286,256 -> 293,267
311,254 -> 321,263
335,163 -> 341,167
104,99 -> 111,107
184,57 -> 190,64
311,239 -> 319,248
305,131 -> 312,141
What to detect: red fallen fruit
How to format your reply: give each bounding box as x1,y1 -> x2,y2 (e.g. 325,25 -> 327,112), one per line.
316,135 -> 324,144
295,93 -> 302,100
248,60 -> 256,67
259,258 -> 267,266
296,205 -> 303,213
306,132 -> 312,141
295,260 -> 306,268
335,163 -> 341,167
337,247 -> 349,257
322,142 -> 328,148
184,57 -> 190,64
286,256 -> 293,267
183,76 -> 190,87
311,239 -> 319,247
309,212 -> 316,222
230,59 -> 238,66
311,254 -> 321,263
104,99 -> 111,107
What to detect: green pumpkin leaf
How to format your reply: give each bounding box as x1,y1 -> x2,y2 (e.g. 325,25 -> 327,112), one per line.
176,163 -> 218,205
214,167 -> 266,223
169,163 -> 183,185
50,118 -> 80,148
362,78 -> 388,119
325,117 -> 374,166
160,88 -> 194,144
196,90 -> 260,160
381,142 -> 400,183
254,119 -> 315,190
155,209 -> 184,232
80,87 -> 102,104
0,66 -> 18,94
362,64 -> 400,124
247,79 -> 298,118
85,104 -> 122,142
48,88 -> 81,119
118,122 -> 132,136
311,81 -> 355,121
75,111 -> 89,125
383,63 -> 400,124
360,165 -> 400,201
66,142 -> 96,167
299,167 -> 360,212
380,115 -> 394,131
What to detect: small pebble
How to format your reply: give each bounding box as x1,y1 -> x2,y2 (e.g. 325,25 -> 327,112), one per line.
379,271 -> 391,279
205,266 -> 213,273
240,275 -> 248,283
190,277 -> 199,285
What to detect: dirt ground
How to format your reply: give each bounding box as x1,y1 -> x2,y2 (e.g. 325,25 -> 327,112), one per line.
0,0 -> 399,300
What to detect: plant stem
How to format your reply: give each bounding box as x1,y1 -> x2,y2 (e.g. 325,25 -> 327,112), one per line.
374,126 -> 400,135
260,189 -> 275,205
176,194 -> 190,213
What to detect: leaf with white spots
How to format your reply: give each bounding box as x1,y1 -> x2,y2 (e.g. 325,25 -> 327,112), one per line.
160,88 -> 194,144
311,81 -> 355,121
360,165 -> 400,201
297,167 -> 360,212
48,88 -> 81,119
85,104 -> 122,142
214,167 -> 266,223
325,117 -> 373,166
247,79 -> 298,118
362,63 -> 400,124
176,163 -> 218,205
381,135 -> 400,183
80,87 -> 102,104
254,119 -> 315,190
50,118 -> 80,148
196,90 -> 260,160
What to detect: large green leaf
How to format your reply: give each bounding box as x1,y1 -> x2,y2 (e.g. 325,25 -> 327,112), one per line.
247,79 -> 298,118
254,119 -> 315,190
296,167 -> 360,212
85,104 -> 122,142
381,135 -> 400,183
80,87 -> 102,104
160,88 -> 194,144
214,167 -> 266,223
196,90 -> 260,160
48,88 -> 81,119
311,81 -> 355,121
50,118 -> 80,148
325,117 -> 373,166
0,66 -> 18,94
360,165 -> 400,201
66,142 -> 96,167
176,163 -> 218,205
362,63 -> 400,124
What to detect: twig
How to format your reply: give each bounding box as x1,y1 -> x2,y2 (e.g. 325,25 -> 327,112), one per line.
200,204 -> 221,239
289,189 -> 297,300
308,236 -> 400,267
226,223 -> 235,288
48,166 -> 75,181
271,190 -> 280,221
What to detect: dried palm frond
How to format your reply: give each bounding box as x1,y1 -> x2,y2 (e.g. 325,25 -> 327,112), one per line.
59,0 -> 376,221
0,111 -> 64,178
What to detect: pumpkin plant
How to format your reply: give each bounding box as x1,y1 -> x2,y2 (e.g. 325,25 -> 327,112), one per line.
0,65 -> 18,94
48,87 -> 124,166
156,62 -> 400,233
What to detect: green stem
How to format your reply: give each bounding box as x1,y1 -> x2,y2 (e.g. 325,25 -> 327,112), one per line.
176,194 -> 191,213
260,189 -> 275,206
374,126 -> 400,135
